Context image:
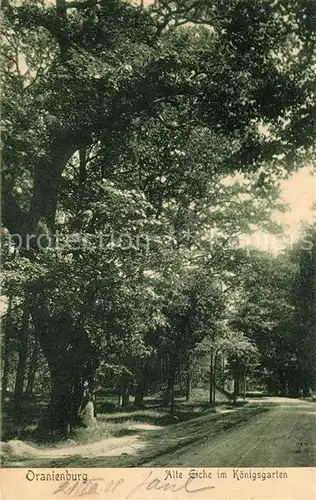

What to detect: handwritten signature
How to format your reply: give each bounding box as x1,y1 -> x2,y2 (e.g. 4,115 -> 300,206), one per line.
53,471 -> 215,498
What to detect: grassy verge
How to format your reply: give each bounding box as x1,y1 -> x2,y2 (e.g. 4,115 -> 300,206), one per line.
67,404 -> 219,445
65,386 -> 232,445
19,404 -> 267,468
2,386 -> 230,444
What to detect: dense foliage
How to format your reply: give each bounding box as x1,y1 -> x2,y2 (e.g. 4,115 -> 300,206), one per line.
1,0 -> 315,433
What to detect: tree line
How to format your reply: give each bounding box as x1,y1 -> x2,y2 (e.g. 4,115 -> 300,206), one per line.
1,0 -> 315,434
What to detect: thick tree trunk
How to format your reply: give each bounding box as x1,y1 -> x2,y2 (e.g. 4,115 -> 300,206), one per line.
45,372 -> 96,435
50,370 -> 97,434
30,304 -> 99,434
14,304 -> 29,408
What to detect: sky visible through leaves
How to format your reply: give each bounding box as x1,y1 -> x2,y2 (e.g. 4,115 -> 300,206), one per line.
17,0 -> 316,254
244,166 -> 315,253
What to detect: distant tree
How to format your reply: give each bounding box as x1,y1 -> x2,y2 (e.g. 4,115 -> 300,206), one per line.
289,223 -> 316,396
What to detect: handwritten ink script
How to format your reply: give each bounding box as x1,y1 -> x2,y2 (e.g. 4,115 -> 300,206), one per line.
52,470 -> 215,498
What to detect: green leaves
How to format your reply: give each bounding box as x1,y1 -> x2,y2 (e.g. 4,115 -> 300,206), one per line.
2,0 -> 315,401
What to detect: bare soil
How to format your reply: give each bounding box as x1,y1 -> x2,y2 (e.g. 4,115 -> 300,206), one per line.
2,398 -> 315,468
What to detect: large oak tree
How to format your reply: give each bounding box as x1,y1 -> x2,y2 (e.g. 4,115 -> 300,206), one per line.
2,0 -> 315,431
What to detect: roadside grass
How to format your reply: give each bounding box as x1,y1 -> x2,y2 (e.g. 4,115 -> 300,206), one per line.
1,386 -> 231,447
73,386 -> 231,444
1,385 -> 269,468
36,404 -> 268,468
3,388 -> 314,468
67,420 -> 137,445
70,387 -> 225,445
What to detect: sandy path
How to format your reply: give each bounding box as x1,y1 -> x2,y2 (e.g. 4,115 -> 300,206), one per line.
2,398 -> 315,468
145,398 -> 316,467
2,436 -> 144,459
1,423 -> 162,461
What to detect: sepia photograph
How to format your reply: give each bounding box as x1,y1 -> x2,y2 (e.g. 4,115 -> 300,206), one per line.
1,0 -> 316,486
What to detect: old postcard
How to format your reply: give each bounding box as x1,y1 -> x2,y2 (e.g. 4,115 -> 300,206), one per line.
1,0 -> 315,499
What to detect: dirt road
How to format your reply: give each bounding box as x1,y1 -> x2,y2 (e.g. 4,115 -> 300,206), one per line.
2,398 -> 315,468
144,398 -> 316,467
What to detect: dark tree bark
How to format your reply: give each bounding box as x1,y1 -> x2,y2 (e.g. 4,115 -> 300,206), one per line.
56,0 -> 67,19
169,360 -> 177,414
287,368 -> 301,398
46,368 -> 96,434
119,371 -> 132,407
26,340 -> 40,396
232,356 -> 242,405
170,378 -> 175,414
122,390 -> 130,407
29,141 -> 78,233
184,355 -> 192,402
185,371 -> 191,402
1,295 -> 14,398
278,371 -> 288,396
242,370 -> 247,399
1,337 -> 11,397
164,376 -> 171,407
212,352 -> 218,405
134,384 -> 145,408
78,148 -> 87,212
209,349 -> 215,405
44,358 -> 97,434
134,363 -> 147,409
2,139 -> 79,241
160,357 -> 165,386
301,371 -> 312,398
164,355 -> 177,411
14,303 -> 30,408
30,302 -> 99,434
121,386 -> 130,407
